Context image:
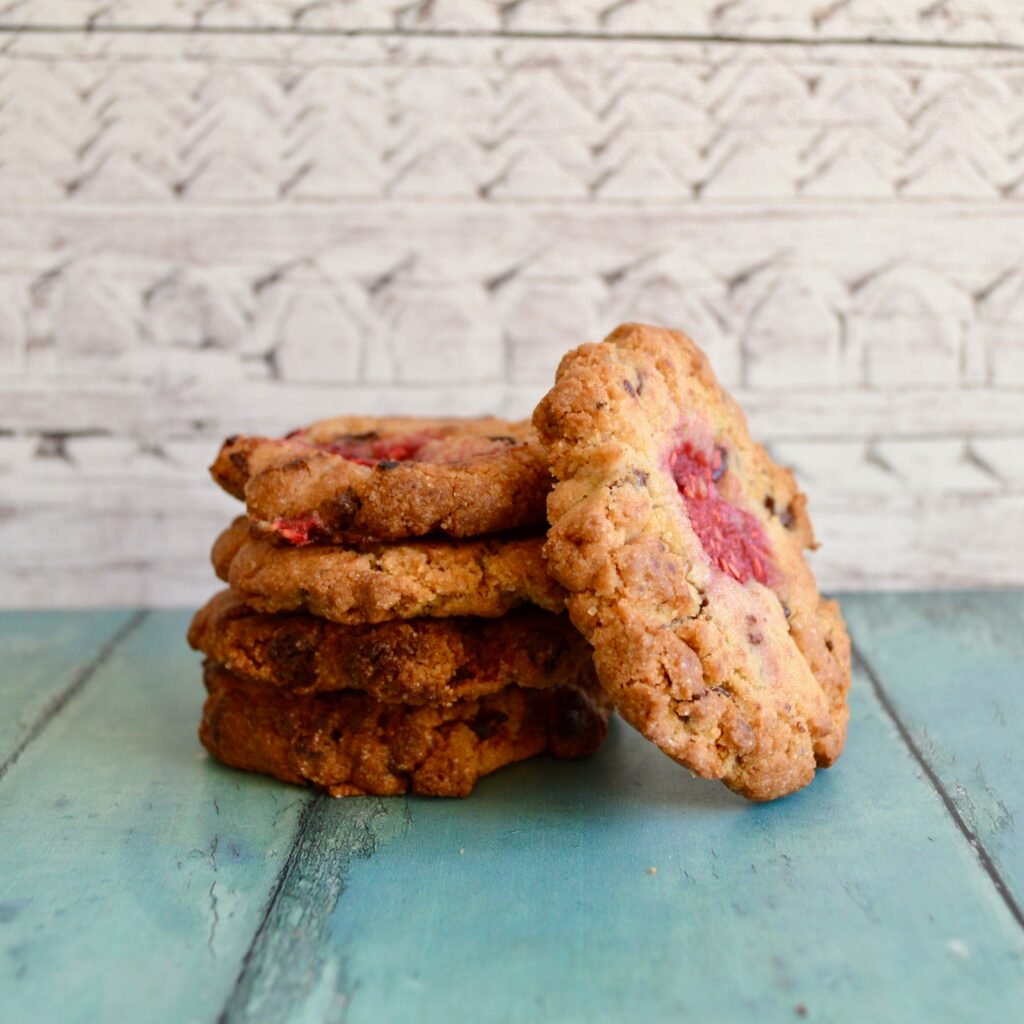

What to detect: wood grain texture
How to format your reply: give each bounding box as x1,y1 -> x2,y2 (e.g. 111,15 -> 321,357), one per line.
213,657 -> 1024,1024
842,591 -> 1024,910
219,795 -> 411,1024
1,604 -> 1023,1023
0,612 -> 313,1024
0,609 -> 138,771
1,18 -> 1023,603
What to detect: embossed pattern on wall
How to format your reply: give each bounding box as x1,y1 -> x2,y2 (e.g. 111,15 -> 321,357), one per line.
1,3 -> 1023,605
5,1 -> 1024,44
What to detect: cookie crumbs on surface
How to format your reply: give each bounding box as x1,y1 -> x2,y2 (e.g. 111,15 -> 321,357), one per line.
647,866 -> 657,875
795,1005 -> 808,1018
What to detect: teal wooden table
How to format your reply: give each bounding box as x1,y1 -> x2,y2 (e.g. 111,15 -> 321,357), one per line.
1,594 -> 1022,1023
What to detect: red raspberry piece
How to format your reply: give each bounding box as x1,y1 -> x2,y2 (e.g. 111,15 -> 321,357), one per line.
669,443 -> 774,586
271,516 -> 319,546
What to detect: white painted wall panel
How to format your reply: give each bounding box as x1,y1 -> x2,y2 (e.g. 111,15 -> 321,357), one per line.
0,6 -> 1022,605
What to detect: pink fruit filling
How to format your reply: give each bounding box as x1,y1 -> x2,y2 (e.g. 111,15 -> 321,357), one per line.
272,515 -> 320,546
300,431 -> 437,466
669,443 -> 773,585
284,428 -> 519,467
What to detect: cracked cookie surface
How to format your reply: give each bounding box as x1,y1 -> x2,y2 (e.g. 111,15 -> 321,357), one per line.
534,323 -> 851,801
189,589 -> 592,705
211,415 -> 549,544
212,518 -> 566,624
200,661 -> 610,798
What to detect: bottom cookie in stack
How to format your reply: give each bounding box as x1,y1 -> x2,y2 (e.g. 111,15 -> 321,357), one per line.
188,591 -> 610,797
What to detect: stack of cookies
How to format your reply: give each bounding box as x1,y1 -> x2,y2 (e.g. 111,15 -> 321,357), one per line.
188,417 -> 611,797
191,325 -> 854,803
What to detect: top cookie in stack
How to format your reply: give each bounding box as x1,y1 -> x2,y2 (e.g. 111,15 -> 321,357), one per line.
210,415 -> 551,544
189,414 -> 610,798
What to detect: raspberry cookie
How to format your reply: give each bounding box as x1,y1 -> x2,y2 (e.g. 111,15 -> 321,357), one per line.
200,661 -> 610,798
534,323 -> 850,801
211,415 -> 549,544
189,589 -> 592,705
212,518 -> 566,624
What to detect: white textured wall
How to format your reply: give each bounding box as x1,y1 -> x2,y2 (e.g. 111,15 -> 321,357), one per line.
1,1 -> 1023,606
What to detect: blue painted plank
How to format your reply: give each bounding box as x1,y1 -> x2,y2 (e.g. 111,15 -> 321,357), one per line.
0,610 -> 136,767
0,611 -> 312,1024
842,591 -> 1024,908
2,605 -> 1023,1024
221,644 -> 1024,1023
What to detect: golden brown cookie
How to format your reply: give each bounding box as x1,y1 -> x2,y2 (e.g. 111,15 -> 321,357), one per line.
534,323 -> 851,801
211,415 -> 549,544
200,661 -> 610,798
212,518 -> 566,625
188,589 -> 592,705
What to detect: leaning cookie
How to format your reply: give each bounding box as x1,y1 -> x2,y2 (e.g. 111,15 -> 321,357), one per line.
534,323 -> 850,802
200,662 -> 610,797
212,518 -> 566,624
211,415 -> 549,544
188,589 -> 592,705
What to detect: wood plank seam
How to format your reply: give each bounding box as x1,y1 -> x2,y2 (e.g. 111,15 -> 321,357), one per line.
0,610 -> 148,785
851,639 -> 1024,932
215,793 -> 322,1024
216,793 -> 407,1023
2,26 -> 1023,52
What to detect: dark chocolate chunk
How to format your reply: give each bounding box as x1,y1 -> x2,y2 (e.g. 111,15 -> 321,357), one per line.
322,487 -> 363,529
469,709 -> 509,740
